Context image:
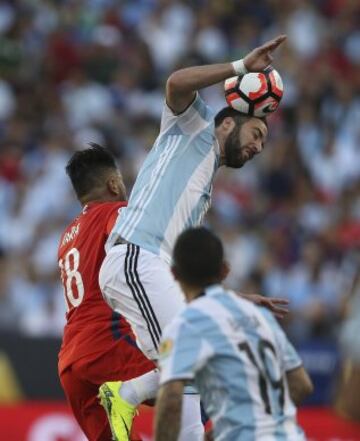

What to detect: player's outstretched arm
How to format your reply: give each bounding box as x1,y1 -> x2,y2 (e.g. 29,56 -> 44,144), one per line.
154,380 -> 185,441
166,34 -> 286,114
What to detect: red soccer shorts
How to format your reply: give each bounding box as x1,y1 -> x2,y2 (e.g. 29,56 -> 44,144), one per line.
59,340 -> 155,441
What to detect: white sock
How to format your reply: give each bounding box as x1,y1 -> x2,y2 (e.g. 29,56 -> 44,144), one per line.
118,368 -> 159,406
178,394 -> 204,441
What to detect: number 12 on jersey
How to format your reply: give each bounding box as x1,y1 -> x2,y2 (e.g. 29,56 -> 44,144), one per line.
59,247 -> 85,310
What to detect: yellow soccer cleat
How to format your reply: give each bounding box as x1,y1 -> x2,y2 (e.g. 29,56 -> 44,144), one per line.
98,381 -> 136,441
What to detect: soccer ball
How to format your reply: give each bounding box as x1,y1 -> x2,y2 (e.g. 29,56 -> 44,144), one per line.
224,67 -> 283,117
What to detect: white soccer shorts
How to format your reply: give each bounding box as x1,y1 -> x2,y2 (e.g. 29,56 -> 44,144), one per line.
99,243 -> 185,360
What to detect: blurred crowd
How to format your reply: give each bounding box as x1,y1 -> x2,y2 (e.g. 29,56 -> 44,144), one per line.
0,0 -> 359,359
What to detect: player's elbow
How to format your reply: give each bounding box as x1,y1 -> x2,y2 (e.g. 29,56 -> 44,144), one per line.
166,71 -> 185,96
293,377 -> 313,406
166,72 -> 196,114
287,366 -> 314,406
304,375 -> 314,397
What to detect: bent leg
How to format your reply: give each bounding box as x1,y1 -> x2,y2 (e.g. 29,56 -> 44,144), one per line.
60,363 -> 111,441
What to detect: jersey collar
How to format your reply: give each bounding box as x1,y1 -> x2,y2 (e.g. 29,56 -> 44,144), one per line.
204,284 -> 223,297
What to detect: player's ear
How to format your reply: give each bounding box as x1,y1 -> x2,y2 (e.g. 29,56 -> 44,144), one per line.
107,176 -> 120,195
220,260 -> 230,281
221,117 -> 236,134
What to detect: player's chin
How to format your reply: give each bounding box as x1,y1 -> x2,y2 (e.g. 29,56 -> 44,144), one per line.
225,155 -> 247,169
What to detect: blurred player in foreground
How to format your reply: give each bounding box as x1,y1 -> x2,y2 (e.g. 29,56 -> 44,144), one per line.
155,227 -> 313,441
58,145 -> 155,441
99,34 -> 288,440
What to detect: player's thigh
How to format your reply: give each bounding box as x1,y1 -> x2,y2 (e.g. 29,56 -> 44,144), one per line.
80,342 -> 156,385
59,365 -> 111,441
100,244 -> 185,327
99,244 -> 185,359
132,246 -> 185,328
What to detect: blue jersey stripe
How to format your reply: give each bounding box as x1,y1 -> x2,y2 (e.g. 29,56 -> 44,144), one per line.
182,307 -> 256,441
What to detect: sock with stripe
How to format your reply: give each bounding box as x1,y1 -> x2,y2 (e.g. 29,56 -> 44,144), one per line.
178,394 -> 204,441
119,368 -> 159,406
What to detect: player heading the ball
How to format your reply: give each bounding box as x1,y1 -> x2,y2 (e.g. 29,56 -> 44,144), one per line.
99,34 -> 288,441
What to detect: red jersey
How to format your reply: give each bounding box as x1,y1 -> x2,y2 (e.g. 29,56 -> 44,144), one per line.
58,201 -> 135,373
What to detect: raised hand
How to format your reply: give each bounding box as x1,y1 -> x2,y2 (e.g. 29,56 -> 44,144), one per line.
238,293 -> 289,319
244,34 -> 287,72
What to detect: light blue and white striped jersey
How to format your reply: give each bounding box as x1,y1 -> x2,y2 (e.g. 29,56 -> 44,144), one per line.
106,94 -> 220,262
159,284 -> 305,441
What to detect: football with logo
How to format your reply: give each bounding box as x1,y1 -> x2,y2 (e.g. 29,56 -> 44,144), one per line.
224,67 -> 283,117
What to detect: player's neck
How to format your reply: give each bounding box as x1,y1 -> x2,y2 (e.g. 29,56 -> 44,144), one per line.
183,287 -> 203,302
183,282 -> 220,302
80,193 -> 125,206
214,128 -> 227,166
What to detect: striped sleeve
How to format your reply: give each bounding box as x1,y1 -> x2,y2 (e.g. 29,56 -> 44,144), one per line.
261,309 -> 302,372
160,93 -> 214,135
158,315 -> 213,385
279,329 -> 302,372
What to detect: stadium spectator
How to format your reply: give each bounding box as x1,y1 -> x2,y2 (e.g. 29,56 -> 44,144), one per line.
0,0 -> 359,408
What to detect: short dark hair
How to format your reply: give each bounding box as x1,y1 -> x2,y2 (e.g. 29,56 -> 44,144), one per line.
66,143 -> 118,199
214,106 -> 267,128
172,227 -> 224,286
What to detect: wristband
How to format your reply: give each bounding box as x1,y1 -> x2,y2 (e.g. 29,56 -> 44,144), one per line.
231,59 -> 248,76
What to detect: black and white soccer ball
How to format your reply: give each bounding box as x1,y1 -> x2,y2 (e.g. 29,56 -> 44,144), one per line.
224,67 -> 283,117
